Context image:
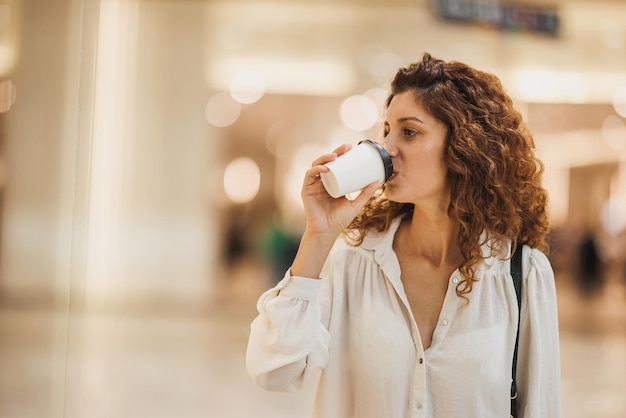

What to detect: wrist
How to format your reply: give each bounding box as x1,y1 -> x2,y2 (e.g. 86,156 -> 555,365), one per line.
290,231 -> 339,279
300,228 -> 340,246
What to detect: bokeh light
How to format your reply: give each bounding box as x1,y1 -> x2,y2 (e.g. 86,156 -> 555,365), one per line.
363,87 -> 388,108
339,94 -> 378,132
612,85 -> 626,118
264,121 -> 303,158
223,157 -> 261,204
601,114 -> 626,150
205,92 -> 241,127
357,43 -> 401,80
326,125 -> 364,151
230,70 -> 266,104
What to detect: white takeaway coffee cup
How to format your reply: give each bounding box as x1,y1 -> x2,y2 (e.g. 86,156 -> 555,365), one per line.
320,140 -> 393,198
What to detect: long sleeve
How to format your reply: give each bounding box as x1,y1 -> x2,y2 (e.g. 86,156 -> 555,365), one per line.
245,272 -> 331,392
516,247 -> 562,417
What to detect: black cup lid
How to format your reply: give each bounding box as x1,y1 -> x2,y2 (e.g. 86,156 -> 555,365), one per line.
358,139 -> 394,182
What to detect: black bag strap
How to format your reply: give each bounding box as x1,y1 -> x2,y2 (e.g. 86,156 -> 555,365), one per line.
510,243 -> 523,418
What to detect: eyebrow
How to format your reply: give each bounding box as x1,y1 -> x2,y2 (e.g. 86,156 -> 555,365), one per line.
385,116 -> 425,125
397,116 -> 425,124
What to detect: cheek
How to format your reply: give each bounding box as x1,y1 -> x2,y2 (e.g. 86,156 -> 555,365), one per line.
409,152 -> 448,196
415,146 -> 446,177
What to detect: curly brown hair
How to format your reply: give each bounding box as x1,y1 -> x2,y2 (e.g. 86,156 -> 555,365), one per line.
346,53 -> 550,298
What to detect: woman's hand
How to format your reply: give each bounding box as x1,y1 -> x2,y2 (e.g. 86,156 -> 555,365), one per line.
290,144 -> 381,278
301,143 -> 381,236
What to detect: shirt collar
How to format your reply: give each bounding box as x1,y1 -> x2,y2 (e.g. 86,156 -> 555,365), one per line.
356,216 -> 506,271
358,215 -> 405,268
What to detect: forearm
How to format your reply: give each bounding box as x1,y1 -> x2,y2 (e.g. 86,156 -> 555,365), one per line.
290,230 -> 339,279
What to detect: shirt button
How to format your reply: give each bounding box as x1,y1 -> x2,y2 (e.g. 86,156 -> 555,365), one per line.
441,319 -> 449,326
416,402 -> 423,409
452,277 -> 459,284
418,357 -> 423,364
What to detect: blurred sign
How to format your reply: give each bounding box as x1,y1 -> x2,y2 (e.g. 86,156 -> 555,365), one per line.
432,0 -> 560,37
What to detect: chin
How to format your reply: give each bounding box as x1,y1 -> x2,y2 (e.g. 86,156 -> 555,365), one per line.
383,185 -> 420,205
382,185 -> 403,202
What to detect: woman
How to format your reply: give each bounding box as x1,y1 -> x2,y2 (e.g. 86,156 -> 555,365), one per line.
246,53 -> 561,418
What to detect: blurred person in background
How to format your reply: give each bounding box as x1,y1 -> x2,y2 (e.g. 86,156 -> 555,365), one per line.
246,53 -> 561,418
574,228 -> 605,297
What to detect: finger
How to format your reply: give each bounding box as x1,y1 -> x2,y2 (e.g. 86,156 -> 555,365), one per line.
311,152 -> 338,167
306,164 -> 330,178
311,144 -> 353,168
303,165 -> 330,186
332,143 -> 353,157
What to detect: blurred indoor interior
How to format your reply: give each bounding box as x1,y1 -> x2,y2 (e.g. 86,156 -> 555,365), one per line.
0,0 -> 625,417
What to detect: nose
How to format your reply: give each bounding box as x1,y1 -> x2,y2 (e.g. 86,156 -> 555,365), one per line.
381,136 -> 398,158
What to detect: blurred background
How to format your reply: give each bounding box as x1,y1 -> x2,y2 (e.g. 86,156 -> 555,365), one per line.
0,0 -> 625,417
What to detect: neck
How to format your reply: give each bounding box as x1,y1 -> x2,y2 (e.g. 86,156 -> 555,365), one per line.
404,205 -> 462,268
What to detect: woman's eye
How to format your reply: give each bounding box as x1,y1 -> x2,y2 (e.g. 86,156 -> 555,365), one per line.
383,125 -> 417,138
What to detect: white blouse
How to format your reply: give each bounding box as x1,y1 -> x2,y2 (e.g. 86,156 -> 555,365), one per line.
246,217 -> 561,418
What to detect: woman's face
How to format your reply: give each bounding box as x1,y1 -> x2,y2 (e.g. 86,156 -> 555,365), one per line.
381,91 -> 450,206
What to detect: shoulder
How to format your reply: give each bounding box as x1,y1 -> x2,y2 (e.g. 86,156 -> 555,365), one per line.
524,246 -> 556,286
475,240 -> 554,279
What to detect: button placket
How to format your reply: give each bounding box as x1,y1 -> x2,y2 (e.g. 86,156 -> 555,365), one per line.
412,347 -> 427,417
441,276 -> 460,329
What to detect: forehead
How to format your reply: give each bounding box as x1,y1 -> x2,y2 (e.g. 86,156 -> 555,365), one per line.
386,91 -> 438,125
